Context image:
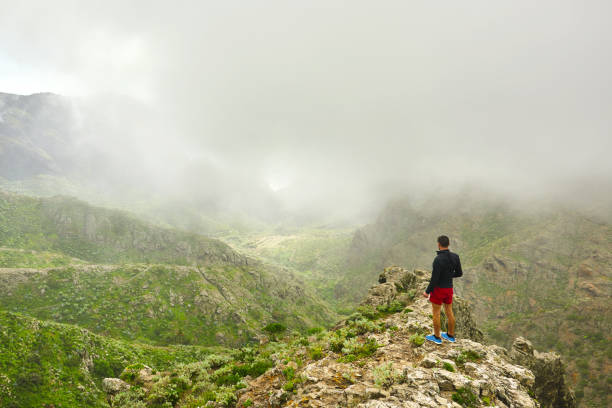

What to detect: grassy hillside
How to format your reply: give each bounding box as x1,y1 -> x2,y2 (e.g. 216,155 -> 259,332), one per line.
221,228 -> 354,312
0,190 -> 243,266
104,267 -> 555,408
0,246 -> 86,268
0,262 -> 335,347
0,190 -> 338,346
338,194 -> 611,407
0,309 -> 225,408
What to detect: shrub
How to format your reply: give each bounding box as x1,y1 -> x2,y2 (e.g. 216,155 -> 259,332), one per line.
341,371 -> 355,384
283,380 -> 298,392
409,334 -> 425,347
120,363 -> 147,383
377,300 -> 405,314
308,346 -> 324,361
454,350 -> 482,366
329,333 -> 346,353
244,359 -> 274,377
406,289 -> 417,300
147,381 -> 181,405
372,362 -> 402,389
337,337 -> 380,362
442,362 -> 455,372
452,387 -> 479,408
211,365 -> 241,386
282,366 -> 295,381
214,387 -> 237,407
356,305 -> 380,320
281,367 -> 302,393
350,318 -> 384,335
206,354 -> 232,369
307,327 -> 324,335
92,358 -> 123,378
263,323 -> 287,340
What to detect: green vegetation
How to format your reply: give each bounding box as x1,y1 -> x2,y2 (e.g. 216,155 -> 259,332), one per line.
112,349 -> 272,407
376,300 -> 406,314
107,311 -> 406,407
442,361 -> 455,372
454,350 -> 482,366
372,362 -> 403,389
263,323 -> 287,340
451,387 -> 479,408
219,227 -> 353,311
308,346 -> 324,360
281,366 -> 303,392
0,263 -> 335,347
0,247 -> 84,268
0,190 -> 237,266
0,310 -> 223,408
409,333 -> 425,347
339,195 -> 612,406
0,191 -> 338,347
0,187 -> 608,405
337,337 -> 380,362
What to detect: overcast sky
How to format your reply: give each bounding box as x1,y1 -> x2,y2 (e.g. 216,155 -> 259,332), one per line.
1,1 -> 610,218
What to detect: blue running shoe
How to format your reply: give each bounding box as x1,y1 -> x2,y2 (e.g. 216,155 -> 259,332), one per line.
425,334 -> 442,345
441,332 -> 456,343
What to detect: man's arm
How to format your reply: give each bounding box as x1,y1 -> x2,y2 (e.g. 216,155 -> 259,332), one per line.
453,255 -> 463,278
425,257 -> 441,294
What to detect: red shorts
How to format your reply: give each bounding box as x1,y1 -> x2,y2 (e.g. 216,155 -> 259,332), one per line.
429,287 -> 453,305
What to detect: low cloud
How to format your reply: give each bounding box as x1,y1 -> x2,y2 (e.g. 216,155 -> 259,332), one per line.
0,1 -> 610,222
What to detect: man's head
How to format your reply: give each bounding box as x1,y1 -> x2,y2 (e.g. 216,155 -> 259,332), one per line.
437,235 -> 450,250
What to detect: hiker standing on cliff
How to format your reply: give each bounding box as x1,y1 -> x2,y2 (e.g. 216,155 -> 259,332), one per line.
422,235 -> 463,344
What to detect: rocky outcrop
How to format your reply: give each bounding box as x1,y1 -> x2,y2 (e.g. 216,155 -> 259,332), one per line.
510,337 -> 577,408
237,266 -> 576,408
102,378 -> 130,394
364,267 -> 483,342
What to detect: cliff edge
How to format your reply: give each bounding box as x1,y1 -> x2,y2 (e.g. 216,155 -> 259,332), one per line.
237,266 -> 576,408
103,266 -> 576,408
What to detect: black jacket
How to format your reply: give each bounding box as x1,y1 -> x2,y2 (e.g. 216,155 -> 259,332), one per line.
425,249 -> 463,294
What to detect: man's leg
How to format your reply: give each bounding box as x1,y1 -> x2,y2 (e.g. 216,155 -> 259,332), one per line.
432,303 -> 442,338
443,303 -> 455,337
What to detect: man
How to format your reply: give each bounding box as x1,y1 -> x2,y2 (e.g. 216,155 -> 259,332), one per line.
422,235 -> 463,344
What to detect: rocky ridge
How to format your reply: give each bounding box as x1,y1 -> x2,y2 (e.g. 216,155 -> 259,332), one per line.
336,197 -> 610,406
235,267 -> 576,408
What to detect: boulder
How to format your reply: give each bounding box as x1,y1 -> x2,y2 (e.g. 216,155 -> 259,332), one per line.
510,337 -> 577,408
101,377 -> 130,394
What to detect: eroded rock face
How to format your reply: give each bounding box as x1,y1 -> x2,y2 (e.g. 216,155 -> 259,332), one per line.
510,337 -> 577,408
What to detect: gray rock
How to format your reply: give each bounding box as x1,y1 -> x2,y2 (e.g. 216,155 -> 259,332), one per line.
510,337 -> 577,408
420,356 -> 437,368
101,377 -> 130,394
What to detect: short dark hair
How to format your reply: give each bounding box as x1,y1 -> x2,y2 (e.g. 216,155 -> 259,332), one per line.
437,235 -> 450,247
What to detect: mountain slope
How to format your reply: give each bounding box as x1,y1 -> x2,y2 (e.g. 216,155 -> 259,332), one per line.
0,190 -> 244,265
103,267 -> 575,408
220,227 -> 354,312
0,92 -> 76,181
0,309 -> 225,408
0,91 -> 289,235
0,190 -> 338,346
337,194 -> 611,407
0,262 -> 334,346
